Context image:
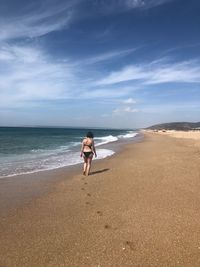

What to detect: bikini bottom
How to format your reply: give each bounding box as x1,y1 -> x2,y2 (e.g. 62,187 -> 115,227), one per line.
83,152 -> 93,158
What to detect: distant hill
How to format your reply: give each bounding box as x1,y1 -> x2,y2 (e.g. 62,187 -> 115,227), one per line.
147,122 -> 200,131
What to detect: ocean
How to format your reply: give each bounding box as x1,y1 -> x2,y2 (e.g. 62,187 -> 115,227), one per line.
0,127 -> 139,178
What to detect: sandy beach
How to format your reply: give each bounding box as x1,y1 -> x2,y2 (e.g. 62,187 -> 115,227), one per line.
150,129 -> 200,139
1,132 -> 200,267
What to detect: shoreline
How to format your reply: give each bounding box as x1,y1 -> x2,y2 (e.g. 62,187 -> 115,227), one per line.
0,132 -> 143,216
0,131 -> 142,180
0,128 -> 140,179
1,132 -> 200,266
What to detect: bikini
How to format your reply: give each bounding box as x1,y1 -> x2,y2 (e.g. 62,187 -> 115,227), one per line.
83,143 -> 93,158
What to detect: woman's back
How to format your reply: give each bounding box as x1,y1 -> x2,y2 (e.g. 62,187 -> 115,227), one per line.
83,137 -> 93,151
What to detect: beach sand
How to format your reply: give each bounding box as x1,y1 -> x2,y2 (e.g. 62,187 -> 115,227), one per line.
1,132 -> 200,266
151,129 -> 200,140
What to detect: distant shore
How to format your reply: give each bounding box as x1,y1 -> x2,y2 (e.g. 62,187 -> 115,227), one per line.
145,129 -> 200,143
1,132 -> 200,266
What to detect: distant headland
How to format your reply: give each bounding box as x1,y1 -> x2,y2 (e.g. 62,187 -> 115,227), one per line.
147,122 -> 200,131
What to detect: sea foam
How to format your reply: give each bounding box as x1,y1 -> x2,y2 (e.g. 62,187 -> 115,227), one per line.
119,131 -> 138,138
0,127 -> 138,178
95,135 -> 118,146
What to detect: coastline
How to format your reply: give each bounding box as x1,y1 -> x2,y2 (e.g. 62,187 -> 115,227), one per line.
0,132 -> 143,216
1,132 -> 200,266
0,127 -> 139,179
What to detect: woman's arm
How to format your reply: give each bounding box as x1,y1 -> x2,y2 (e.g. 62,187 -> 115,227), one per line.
80,141 -> 84,157
92,140 -> 97,157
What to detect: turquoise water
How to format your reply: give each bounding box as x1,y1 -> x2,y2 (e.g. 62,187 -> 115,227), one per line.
0,127 -> 139,178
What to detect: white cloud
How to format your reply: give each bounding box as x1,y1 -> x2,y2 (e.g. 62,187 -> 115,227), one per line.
96,60 -> 200,86
0,44 -> 77,108
80,88 -> 130,99
113,97 -> 138,116
1,41 -> 200,113
146,61 -> 200,84
0,0 -> 173,42
124,0 -> 173,9
0,0 -> 174,42
123,98 -> 137,104
0,0 -> 78,41
0,44 -> 136,110
94,0 -> 173,14
113,106 -> 138,113
96,65 -> 150,85
82,48 -> 139,65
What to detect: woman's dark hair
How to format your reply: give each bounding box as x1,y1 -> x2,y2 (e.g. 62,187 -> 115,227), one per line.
86,131 -> 94,138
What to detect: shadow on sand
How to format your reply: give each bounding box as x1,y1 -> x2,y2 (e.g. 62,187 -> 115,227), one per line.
90,168 -> 109,175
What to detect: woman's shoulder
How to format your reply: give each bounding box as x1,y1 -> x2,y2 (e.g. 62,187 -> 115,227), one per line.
84,137 -> 93,144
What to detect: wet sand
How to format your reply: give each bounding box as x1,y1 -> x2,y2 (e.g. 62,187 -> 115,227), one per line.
1,132 -> 200,266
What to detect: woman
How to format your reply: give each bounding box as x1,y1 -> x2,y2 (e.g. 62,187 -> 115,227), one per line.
80,131 -> 97,176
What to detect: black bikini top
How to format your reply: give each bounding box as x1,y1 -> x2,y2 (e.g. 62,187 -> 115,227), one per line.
83,138 -> 92,148
84,143 -> 92,148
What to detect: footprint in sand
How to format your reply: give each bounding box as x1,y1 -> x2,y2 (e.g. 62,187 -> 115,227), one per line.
104,224 -> 111,229
85,201 -> 91,205
84,182 -> 88,185
124,241 -> 137,251
87,193 -> 91,197
81,187 -> 85,190
97,211 -> 103,216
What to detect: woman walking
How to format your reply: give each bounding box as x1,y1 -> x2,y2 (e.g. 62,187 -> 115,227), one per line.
80,131 -> 97,176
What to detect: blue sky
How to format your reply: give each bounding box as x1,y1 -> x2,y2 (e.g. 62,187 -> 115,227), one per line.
0,0 -> 200,128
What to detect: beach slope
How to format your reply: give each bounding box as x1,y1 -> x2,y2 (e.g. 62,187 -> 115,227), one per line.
1,133 -> 200,266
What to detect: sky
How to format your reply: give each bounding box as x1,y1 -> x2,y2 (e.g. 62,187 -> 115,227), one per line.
0,0 -> 200,129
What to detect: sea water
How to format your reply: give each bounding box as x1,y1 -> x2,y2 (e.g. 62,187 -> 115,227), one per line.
0,127 -> 139,178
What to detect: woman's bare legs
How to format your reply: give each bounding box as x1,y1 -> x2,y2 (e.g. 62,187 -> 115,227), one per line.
83,156 -> 93,176
86,157 -> 93,176
83,157 -> 87,175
